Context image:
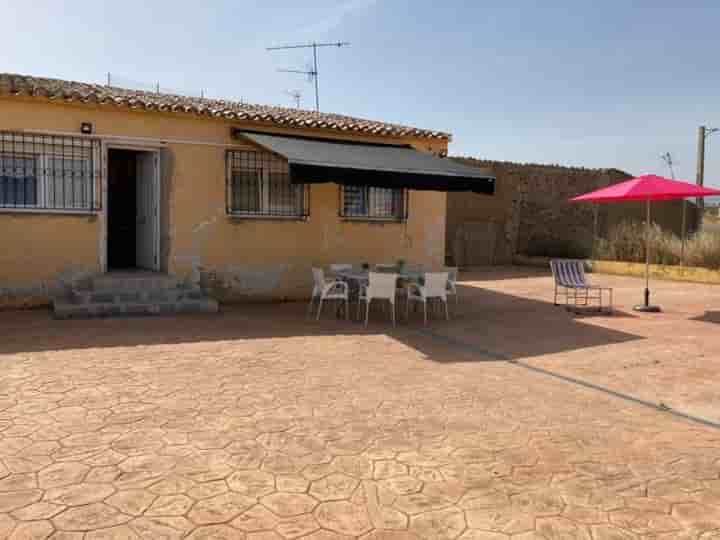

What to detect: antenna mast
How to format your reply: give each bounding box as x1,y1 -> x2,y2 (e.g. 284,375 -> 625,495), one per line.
267,41 -> 350,112
661,152 -> 675,179
285,90 -> 302,108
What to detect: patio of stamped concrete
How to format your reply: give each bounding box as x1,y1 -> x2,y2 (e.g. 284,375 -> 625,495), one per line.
0,267 -> 719,539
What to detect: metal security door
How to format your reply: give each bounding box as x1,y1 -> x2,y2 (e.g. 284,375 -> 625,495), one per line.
135,152 -> 159,270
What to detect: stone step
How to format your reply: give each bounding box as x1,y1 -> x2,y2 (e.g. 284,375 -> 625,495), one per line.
53,297 -> 219,319
71,287 -> 205,305
92,274 -> 180,293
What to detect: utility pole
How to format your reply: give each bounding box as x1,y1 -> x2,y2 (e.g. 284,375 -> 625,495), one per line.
662,152 -> 687,263
697,126 -> 706,227
696,126 -> 720,229
267,41 -> 350,112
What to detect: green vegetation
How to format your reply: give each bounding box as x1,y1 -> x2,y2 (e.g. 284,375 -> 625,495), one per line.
525,238 -> 591,260
595,221 -> 720,269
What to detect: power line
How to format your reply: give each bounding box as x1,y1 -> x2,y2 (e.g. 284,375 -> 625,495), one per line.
267,41 -> 350,112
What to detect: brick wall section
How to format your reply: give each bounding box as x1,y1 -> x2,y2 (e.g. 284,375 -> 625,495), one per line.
446,158 -> 698,265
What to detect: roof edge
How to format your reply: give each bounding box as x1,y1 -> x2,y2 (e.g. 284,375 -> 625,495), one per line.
0,72 -> 452,142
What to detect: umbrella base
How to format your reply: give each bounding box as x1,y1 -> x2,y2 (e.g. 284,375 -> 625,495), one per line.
633,304 -> 661,313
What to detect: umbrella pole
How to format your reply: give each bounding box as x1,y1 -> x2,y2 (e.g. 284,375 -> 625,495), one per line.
645,200 -> 650,303
592,204 -> 598,260
634,199 -> 661,312
681,199 -> 687,266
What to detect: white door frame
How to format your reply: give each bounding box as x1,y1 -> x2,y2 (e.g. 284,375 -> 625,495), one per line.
102,143 -> 162,273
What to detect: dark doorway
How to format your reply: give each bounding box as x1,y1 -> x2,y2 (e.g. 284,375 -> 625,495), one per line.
107,150 -> 138,269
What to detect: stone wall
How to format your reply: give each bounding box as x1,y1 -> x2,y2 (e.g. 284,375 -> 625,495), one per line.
446,158 -> 698,266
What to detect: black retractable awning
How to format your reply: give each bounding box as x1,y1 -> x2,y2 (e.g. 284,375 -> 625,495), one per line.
236,131 -> 495,195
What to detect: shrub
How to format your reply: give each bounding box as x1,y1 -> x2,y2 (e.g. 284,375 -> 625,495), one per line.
595,221 -> 720,269
525,238 -> 590,259
684,231 -> 720,269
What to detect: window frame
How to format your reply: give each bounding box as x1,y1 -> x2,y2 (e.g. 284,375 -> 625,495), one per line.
226,150 -> 309,220
0,132 -> 101,214
339,184 -> 408,222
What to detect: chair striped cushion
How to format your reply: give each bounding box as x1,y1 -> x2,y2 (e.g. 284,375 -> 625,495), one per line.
551,260 -> 589,288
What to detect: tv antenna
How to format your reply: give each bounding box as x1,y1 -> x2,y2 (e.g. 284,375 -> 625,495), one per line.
661,151 -> 675,179
267,41 -> 350,112
285,90 -> 302,108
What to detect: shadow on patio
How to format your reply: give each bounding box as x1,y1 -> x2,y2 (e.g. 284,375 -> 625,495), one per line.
690,311 -> 720,324
457,265 -> 551,281
412,282 -> 642,362
0,270 -> 642,362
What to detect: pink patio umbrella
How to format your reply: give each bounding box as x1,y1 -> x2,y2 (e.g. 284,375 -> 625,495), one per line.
570,174 -> 720,312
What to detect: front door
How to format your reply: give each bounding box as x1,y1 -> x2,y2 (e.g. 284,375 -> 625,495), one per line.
135,152 -> 159,270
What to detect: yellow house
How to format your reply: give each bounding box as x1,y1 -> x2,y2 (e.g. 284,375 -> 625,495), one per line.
0,73 -> 494,315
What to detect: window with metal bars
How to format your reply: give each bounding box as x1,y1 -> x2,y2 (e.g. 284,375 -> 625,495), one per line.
0,132 -> 101,211
340,185 -> 407,221
226,150 -> 308,218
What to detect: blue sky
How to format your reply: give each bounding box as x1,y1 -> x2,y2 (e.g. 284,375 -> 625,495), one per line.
3,0 -> 719,185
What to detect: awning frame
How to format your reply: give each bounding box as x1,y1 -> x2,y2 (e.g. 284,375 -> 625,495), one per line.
233,130 -> 496,195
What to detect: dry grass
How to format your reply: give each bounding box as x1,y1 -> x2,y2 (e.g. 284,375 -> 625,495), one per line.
595,221 -> 720,269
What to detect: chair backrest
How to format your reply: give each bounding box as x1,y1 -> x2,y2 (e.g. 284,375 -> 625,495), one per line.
550,259 -> 588,287
312,267 -> 326,290
446,267 -> 458,284
424,272 -> 449,298
367,272 -> 398,299
374,264 -> 398,273
330,264 -> 353,273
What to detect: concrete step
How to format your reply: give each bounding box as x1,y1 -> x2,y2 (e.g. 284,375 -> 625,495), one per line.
92,273 -> 179,293
70,287 -> 205,305
53,297 -> 219,319
55,272 -> 219,319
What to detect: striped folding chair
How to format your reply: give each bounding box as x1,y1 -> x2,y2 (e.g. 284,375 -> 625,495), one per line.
550,259 -> 612,314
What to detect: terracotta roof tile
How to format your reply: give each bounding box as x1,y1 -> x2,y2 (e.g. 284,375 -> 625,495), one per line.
0,73 -> 451,141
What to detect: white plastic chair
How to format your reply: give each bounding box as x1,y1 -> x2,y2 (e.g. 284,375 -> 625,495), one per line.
446,267 -> 459,306
407,272 -> 450,325
357,272 -> 398,327
308,268 -> 349,320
